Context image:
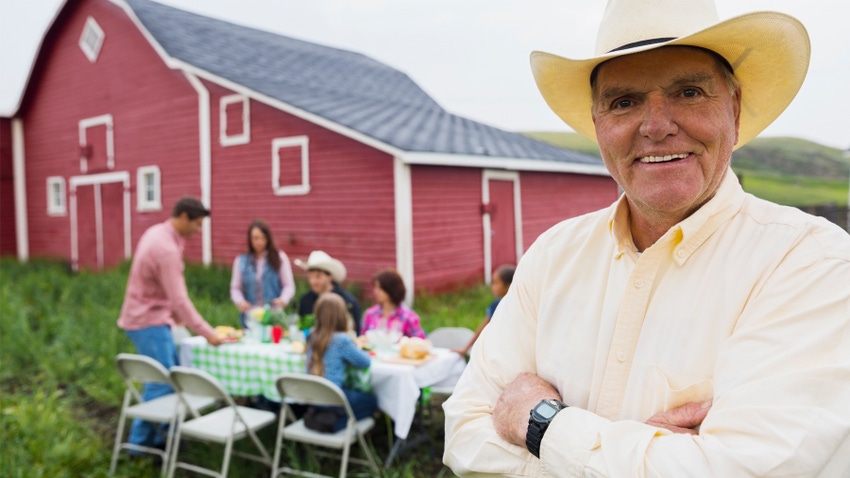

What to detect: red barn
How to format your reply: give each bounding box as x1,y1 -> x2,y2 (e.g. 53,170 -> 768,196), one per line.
3,0 -> 617,296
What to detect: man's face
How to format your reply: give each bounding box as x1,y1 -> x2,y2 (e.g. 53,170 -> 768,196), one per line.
591,47 -> 741,224
175,213 -> 205,238
307,269 -> 333,294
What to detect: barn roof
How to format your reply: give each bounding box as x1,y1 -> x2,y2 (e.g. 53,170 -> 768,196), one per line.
124,0 -> 602,167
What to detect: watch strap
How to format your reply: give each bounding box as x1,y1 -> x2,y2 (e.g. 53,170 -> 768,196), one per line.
526,399 -> 567,459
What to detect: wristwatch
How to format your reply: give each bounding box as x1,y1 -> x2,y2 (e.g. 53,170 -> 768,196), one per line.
526,398 -> 568,458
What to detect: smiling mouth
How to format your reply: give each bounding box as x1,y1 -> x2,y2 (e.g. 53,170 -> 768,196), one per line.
638,153 -> 689,163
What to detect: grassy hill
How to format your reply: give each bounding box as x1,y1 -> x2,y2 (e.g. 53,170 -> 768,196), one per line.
524,131 -> 850,207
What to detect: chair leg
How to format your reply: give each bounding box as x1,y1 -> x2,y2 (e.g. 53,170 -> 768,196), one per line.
357,432 -> 379,473
166,416 -> 185,478
220,435 -> 234,478
109,406 -> 129,475
270,415 -> 286,478
339,438 -> 351,478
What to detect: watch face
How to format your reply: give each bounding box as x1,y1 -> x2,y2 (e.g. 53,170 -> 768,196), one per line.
534,401 -> 559,420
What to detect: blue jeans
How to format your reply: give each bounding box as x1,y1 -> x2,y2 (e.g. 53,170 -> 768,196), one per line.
124,325 -> 178,449
332,389 -> 378,432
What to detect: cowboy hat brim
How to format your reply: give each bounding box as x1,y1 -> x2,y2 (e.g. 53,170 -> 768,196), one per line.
294,255 -> 347,283
530,11 -> 810,149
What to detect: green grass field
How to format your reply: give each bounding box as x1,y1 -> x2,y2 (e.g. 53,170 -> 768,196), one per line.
0,258 -> 488,477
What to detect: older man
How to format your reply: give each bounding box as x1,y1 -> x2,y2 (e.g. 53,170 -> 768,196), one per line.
443,0 -> 850,476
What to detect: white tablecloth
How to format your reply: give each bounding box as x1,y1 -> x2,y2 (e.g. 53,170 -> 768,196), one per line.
179,336 -> 466,439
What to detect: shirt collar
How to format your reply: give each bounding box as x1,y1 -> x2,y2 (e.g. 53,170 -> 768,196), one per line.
609,168 -> 746,263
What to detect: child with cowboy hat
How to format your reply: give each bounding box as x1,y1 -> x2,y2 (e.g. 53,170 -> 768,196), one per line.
295,251 -> 362,335
444,0 -> 850,476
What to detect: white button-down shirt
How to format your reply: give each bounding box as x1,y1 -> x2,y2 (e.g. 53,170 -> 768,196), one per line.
444,170 -> 850,477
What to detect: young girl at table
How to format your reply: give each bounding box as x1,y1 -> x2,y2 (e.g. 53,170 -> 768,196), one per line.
306,293 -> 377,431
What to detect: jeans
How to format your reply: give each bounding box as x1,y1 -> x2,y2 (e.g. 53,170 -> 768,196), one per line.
332,388 -> 378,432
124,325 -> 178,449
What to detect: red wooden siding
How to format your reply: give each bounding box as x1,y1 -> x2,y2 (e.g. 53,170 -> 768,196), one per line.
519,171 -> 619,245
203,82 -> 397,287
411,165 -> 485,293
19,0 -> 205,265
0,117 -> 15,256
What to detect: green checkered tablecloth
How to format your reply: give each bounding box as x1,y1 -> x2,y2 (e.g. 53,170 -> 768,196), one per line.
183,338 -> 370,400
191,342 -> 305,399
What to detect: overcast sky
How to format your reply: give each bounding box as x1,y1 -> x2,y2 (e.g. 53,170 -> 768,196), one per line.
1,0 -> 848,149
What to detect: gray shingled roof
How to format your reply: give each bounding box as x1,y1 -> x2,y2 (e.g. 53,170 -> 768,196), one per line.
125,0 -> 602,165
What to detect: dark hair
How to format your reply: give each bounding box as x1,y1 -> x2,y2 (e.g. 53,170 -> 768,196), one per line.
171,196 -> 210,220
373,269 -> 406,306
246,219 -> 281,271
307,293 -> 350,376
494,264 -> 516,286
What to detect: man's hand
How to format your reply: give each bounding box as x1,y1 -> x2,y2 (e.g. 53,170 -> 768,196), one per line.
493,372 -> 560,447
271,298 -> 286,309
206,334 -> 224,346
238,301 -> 252,312
645,400 -> 712,435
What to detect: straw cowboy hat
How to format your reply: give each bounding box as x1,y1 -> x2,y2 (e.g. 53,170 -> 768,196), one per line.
530,0 -> 810,149
294,250 -> 347,282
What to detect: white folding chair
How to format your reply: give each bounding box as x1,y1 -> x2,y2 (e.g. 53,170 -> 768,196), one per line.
167,366 -> 276,478
109,353 -> 216,477
426,327 -> 474,395
271,373 -> 379,478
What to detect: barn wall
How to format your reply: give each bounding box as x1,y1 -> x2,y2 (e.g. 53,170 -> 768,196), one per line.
19,0 -> 205,265
203,81 -> 397,290
0,117 -> 16,256
410,165 -> 485,293
519,171 -> 619,245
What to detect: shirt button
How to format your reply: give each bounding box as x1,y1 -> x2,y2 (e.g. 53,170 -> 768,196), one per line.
634,279 -> 644,288
677,249 -> 687,258
617,352 -> 626,362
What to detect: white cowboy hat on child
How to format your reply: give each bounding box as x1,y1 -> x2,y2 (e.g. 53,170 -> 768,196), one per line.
294,250 -> 347,283
530,0 -> 810,149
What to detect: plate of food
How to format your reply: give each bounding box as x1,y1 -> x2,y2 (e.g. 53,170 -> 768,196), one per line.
215,325 -> 243,343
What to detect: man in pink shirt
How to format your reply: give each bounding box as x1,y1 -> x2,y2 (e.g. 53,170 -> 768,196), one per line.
117,196 -> 222,451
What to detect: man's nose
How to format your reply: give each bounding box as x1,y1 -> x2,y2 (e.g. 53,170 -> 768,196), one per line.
639,95 -> 678,141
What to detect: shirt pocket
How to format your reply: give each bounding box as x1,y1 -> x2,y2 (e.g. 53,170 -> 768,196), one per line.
645,365 -> 713,417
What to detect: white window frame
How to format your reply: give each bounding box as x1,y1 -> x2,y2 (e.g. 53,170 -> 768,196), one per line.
219,94 -> 250,146
79,16 -> 105,63
271,136 -> 311,196
78,114 -> 114,173
136,166 -> 162,212
47,176 -> 67,216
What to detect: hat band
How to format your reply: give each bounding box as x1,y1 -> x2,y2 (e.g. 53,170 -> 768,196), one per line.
608,37 -> 676,53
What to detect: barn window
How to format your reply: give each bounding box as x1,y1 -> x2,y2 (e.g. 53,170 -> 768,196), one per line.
79,17 -> 105,63
272,136 -> 310,196
219,94 -> 250,146
136,166 -> 161,212
47,177 -> 66,216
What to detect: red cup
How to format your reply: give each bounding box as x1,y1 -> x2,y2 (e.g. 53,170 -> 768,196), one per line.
271,326 -> 283,344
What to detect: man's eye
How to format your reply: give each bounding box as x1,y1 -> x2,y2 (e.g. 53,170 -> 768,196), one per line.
613,99 -> 632,109
682,88 -> 700,98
